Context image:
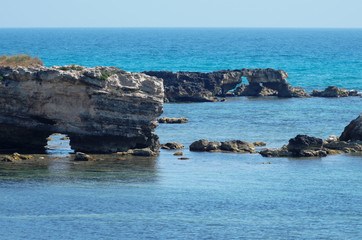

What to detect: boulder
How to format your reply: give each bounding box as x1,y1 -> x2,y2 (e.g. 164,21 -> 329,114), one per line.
220,140 -> 255,153
0,66 -> 164,153
131,148 -> 155,156
74,152 -> 94,161
157,117 -> 188,124
189,139 -> 211,151
340,114 -> 362,141
161,142 -> 185,150
253,141 -> 267,147
287,135 -> 324,153
189,139 -> 254,153
1,152 -> 33,162
311,86 -> 355,97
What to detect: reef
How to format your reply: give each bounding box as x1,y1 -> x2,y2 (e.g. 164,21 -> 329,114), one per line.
0,65 -> 164,153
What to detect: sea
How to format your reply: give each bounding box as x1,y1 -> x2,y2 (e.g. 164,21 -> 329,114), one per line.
0,28 -> 361,239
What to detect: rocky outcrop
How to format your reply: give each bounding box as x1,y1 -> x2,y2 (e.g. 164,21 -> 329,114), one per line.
340,114 -> 362,141
189,139 -> 255,153
144,68 -> 308,102
260,133 -> 362,158
311,86 -> 359,97
157,117 -> 188,124
0,65 -> 164,153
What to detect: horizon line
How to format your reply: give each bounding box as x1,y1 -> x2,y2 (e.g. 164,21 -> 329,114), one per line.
0,26 -> 362,30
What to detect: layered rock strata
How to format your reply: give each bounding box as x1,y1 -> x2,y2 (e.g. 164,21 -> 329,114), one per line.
144,68 -> 308,102
0,65 -> 163,153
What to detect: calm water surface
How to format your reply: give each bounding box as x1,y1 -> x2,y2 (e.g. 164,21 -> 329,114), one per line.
0,28 -> 361,239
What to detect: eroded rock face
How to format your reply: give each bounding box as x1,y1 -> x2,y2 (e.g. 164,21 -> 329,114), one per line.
144,68 -> 307,102
311,86 -> 359,97
0,66 -> 164,153
340,114 -> 362,141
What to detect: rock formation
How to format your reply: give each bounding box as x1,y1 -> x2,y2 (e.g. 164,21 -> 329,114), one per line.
157,117 -> 188,124
144,68 -> 308,102
260,131 -> 362,158
161,142 -> 185,150
189,139 -> 255,153
311,86 -> 359,97
0,65 -> 164,153
340,114 -> 362,141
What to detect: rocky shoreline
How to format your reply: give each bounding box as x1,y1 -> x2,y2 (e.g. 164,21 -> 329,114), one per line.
0,65 -> 360,158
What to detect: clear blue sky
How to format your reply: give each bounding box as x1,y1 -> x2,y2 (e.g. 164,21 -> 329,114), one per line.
1,0 -> 361,28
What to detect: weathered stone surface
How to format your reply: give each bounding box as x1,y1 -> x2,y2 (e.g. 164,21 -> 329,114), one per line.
157,117 -> 188,124
253,141 -> 267,147
189,139 -> 211,151
189,139 -> 255,153
287,135 -> 324,153
340,114 -> 362,141
220,140 -> 255,153
161,142 -> 185,150
131,148 -> 155,156
310,86 -> 357,97
144,68 -> 308,102
74,152 -> 94,161
1,152 -> 33,162
260,131 -> 362,158
0,66 -> 164,153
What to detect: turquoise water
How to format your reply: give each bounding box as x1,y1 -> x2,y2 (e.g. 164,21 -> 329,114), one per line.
0,28 -> 361,239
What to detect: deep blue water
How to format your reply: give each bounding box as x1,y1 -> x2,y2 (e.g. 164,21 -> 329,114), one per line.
0,28 -> 361,239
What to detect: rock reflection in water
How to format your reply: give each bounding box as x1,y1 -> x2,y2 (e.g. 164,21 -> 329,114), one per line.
0,154 -> 159,184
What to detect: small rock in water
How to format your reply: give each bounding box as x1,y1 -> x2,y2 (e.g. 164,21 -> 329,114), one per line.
161,142 -> 184,150
253,141 -> 267,147
157,117 -> 188,124
173,152 -> 183,156
60,136 -> 69,140
178,157 -> 189,160
46,137 -> 53,141
74,152 -> 94,161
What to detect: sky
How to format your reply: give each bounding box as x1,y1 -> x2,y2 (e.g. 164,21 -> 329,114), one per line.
0,0 -> 361,28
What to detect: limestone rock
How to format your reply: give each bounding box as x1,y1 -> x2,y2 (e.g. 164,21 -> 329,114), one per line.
220,140 -> 255,153
340,114 -> 362,141
311,86 -> 357,97
161,142 -> 185,150
1,152 -> 33,162
0,66 -> 164,153
157,117 -> 188,124
144,68 -> 308,102
253,141 -> 267,147
189,139 -> 254,153
131,148 -> 155,156
287,135 -> 324,153
74,152 -> 94,161
189,139 -> 211,151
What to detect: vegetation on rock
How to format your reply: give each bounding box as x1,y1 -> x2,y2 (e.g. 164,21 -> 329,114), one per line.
0,54 -> 43,67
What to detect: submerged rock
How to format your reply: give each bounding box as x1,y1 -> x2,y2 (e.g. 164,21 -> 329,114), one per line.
0,66 -> 164,153
189,139 -> 255,153
157,117 -> 188,124
340,114 -> 362,141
